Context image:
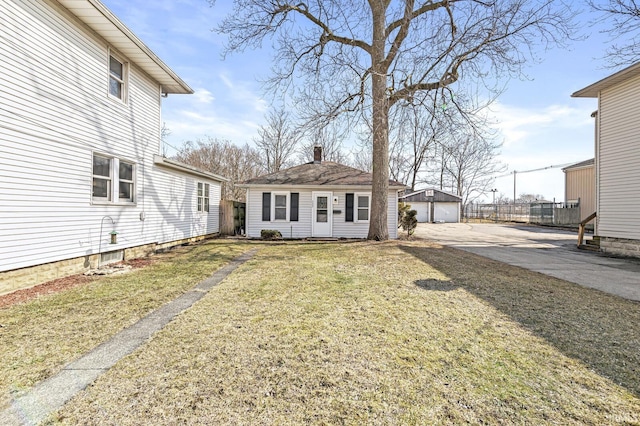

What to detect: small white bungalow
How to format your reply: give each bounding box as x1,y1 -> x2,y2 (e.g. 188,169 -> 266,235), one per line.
573,61 -> 640,258
239,147 -> 406,239
398,188 -> 462,223
0,0 -> 227,294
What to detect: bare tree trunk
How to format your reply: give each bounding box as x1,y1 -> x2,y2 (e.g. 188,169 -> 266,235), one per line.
368,3 -> 390,241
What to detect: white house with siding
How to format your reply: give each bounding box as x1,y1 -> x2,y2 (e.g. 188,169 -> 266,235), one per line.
572,62 -> 640,258
239,147 -> 405,239
0,0 -> 227,294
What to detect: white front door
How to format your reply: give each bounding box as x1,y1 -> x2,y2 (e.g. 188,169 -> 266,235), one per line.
312,192 -> 332,237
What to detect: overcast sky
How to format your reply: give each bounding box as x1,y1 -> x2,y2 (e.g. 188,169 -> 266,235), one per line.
101,0 -> 623,202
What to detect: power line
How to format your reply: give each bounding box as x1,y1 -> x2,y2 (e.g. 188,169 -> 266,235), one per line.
493,162 -> 575,179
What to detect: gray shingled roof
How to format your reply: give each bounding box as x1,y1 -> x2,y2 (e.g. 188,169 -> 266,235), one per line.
241,161 -> 406,188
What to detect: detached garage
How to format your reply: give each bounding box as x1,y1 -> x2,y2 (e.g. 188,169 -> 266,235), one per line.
399,188 -> 462,223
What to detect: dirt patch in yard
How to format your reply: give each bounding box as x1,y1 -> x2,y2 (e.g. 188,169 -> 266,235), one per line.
0,258 -> 155,309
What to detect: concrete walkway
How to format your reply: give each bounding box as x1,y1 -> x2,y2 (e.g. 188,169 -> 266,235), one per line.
0,249 -> 257,426
414,223 -> 640,302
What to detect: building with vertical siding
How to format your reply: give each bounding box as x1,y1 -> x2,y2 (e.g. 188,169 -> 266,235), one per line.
573,62 -> 640,258
0,0 -> 227,294
562,158 -> 595,223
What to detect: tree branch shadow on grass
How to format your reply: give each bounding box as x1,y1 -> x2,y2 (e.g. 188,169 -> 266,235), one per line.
415,278 -> 459,292
400,243 -> 640,398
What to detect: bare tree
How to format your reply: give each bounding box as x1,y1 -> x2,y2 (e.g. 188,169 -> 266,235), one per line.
298,121 -> 349,163
161,122 -> 171,157
254,108 -> 301,173
442,132 -> 506,205
216,0 -> 576,240
175,138 -> 262,201
387,95 -> 442,191
590,0 -> 640,67
516,193 -> 547,203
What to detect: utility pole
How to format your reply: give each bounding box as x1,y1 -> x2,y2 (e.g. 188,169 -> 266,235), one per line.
513,170 -> 517,204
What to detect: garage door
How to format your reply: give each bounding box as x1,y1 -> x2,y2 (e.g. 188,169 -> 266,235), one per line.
433,202 -> 459,223
410,202 -> 430,222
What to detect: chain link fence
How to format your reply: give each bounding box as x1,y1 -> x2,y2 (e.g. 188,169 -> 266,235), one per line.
463,202 -> 581,226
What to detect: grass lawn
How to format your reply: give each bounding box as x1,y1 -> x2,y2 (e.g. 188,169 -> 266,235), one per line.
0,240 -> 250,411
39,240 -> 640,425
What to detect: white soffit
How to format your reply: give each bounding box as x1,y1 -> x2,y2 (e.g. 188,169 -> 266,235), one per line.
572,62 -> 640,98
57,0 -> 193,94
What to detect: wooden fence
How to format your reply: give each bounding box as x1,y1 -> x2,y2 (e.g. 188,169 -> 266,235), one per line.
219,200 -> 246,236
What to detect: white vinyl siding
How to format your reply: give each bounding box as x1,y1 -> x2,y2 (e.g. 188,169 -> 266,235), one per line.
0,0 -> 222,273
597,71 -> 640,240
246,188 -> 399,239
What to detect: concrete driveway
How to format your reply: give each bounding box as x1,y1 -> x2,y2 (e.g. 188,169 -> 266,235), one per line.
413,222 -> 640,302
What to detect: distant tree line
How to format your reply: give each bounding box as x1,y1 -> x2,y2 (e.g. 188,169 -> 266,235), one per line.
172,100 -> 506,205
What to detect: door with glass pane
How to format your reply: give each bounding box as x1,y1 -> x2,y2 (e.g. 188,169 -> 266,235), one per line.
312,192 -> 332,237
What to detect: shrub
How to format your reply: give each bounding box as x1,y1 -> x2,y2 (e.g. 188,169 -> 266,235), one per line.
260,229 -> 283,240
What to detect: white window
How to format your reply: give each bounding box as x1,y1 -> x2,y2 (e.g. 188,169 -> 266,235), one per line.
93,154 -> 112,201
92,153 -> 135,204
198,182 -> 210,212
271,192 -> 290,221
108,52 -> 127,101
355,193 -> 370,222
119,161 -> 134,202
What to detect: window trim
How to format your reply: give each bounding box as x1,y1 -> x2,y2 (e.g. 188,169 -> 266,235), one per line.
91,152 -> 136,205
271,191 -> 290,222
108,49 -> 128,103
197,182 -> 210,213
354,192 -> 371,223
92,154 -> 112,202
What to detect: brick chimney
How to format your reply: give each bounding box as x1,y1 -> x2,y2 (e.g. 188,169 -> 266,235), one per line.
313,145 -> 322,164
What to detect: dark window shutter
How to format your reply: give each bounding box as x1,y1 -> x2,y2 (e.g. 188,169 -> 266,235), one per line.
290,193 -> 299,222
262,192 -> 271,221
345,193 -> 354,222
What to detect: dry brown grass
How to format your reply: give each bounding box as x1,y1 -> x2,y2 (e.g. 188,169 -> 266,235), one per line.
0,240 -> 250,410
52,241 -> 640,425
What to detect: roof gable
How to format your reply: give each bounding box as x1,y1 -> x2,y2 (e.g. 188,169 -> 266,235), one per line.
562,158 -> 595,171
572,62 -> 640,98
399,188 -> 462,203
57,0 -> 192,94
242,161 -> 405,188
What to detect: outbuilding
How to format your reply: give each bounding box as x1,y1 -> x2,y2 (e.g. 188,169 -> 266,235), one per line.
399,188 -> 462,223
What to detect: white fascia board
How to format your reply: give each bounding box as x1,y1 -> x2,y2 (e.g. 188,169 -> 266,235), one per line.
153,155 -> 229,182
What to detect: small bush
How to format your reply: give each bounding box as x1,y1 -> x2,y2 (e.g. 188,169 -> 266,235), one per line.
260,230 -> 283,240
399,204 -> 417,236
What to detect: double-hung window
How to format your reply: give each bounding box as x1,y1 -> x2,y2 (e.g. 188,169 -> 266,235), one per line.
93,155 -> 112,201
274,194 -> 287,220
198,182 -> 210,212
92,153 -> 135,204
119,161 -> 134,202
355,193 -> 370,222
108,52 -> 127,101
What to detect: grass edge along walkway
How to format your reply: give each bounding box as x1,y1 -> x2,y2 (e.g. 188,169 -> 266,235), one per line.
0,249 -> 257,426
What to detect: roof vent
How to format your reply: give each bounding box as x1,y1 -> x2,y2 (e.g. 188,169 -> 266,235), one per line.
313,145 -> 322,164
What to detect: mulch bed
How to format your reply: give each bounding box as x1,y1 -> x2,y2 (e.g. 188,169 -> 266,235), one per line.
0,258 -> 155,309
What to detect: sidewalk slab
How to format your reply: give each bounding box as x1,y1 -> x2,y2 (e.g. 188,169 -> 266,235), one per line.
0,249 -> 257,426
